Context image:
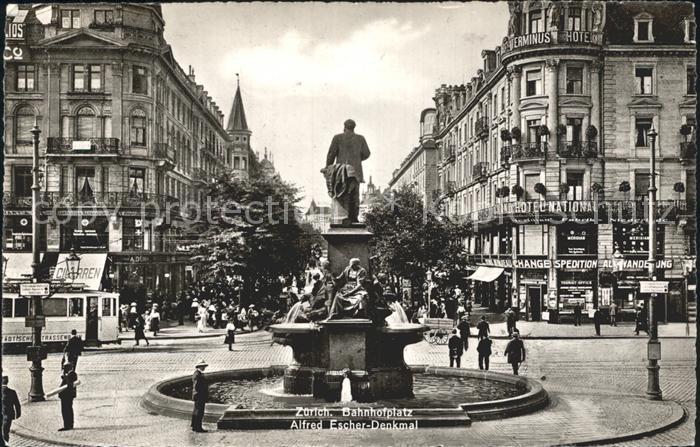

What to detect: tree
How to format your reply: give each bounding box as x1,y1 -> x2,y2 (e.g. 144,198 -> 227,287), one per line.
190,171 -> 323,306
363,185 -> 470,299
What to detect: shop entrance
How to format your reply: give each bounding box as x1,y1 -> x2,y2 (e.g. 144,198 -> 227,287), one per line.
529,287 -> 542,321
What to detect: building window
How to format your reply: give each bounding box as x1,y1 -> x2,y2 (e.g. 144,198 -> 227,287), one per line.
566,66 -> 583,94
130,110 -> 146,146
568,7 -> 582,31
685,18 -> 696,43
133,66 -> 148,95
61,9 -> 80,29
635,172 -> 650,199
16,65 -> 35,91
529,10 -> 543,33
635,117 -> 653,147
687,67 -> 696,95
72,65 -> 102,92
525,70 -> 542,96
500,86 -> 506,111
15,106 -> 35,146
128,167 -> 145,195
566,117 -> 583,143
122,218 -> 144,251
527,119 -> 541,144
524,173 -> 541,200
633,15 -> 654,43
566,172 -> 584,201
13,166 -> 32,197
76,107 -> 97,140
635,67 -> 653,95
94,10 -> 114,26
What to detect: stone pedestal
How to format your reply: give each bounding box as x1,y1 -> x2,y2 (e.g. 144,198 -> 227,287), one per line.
322,224 -> 373,276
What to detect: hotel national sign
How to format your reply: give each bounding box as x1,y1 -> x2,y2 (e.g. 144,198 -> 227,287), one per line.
504,31 -> 602,53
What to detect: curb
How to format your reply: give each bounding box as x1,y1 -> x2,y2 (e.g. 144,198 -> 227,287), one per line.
487,335 -> 695,340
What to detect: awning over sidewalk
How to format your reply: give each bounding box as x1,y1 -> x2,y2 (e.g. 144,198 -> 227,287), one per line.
3,253 -> 44,280
466,266 -> 504,282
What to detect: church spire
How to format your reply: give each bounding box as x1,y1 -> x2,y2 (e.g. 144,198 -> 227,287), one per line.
226,74 -> 249,132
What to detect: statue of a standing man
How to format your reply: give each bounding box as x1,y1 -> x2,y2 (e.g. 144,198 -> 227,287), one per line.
322,119 -> 371,225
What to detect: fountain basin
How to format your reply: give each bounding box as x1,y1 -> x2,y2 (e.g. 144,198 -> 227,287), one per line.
142,365 -> 548,429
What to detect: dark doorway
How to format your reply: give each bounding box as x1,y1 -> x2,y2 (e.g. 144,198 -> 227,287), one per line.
529,286 -> 542,321
86,296 -> 99,343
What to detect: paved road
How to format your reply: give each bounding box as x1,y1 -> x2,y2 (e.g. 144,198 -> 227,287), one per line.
3,331 -> 695,446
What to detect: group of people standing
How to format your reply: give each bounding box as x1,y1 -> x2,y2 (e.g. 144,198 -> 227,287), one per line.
448,315 -> 526,375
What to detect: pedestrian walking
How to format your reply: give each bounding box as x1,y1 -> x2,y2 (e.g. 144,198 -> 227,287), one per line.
448,329 -> 463,368
2,375 -> 21,445
573,303 -> 582,326
635,304 -> 649,336
190,298 -> 199,322
609,302 -> 618,326
504,331 -> 526,375
58,362 -> 78,431
177,298 -> 186,326
134,313 -> 150,346
119,304 -> 129,332
225,319 -> 236,351
593,307 -> 602,336
191,359 -> 209,433
476,316 -> 490,340
457,316 -> 470,352
62,329 -> 84,371
505,308 -> 516,336
477,335 -> 493,370
149,305 -> 161,336
129,302 -> 138,328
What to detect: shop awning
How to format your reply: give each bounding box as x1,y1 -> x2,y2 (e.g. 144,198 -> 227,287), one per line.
3,253 -> 44,280
53,253 -> 107,291
466,266 -> 504,282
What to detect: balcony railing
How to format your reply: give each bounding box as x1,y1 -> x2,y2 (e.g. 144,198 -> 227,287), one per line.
154,143 -> 177,164
510,142 -> 547,162
680,141 -> 696,159
472,162 -> 489,182
37,192 -> 178,209
475,117 -> 489,140
47,137 -> 120,154
442,145 -> 455,162
558,140 -> 598,158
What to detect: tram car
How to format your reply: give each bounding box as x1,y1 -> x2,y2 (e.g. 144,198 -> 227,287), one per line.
2,291 -> 120,346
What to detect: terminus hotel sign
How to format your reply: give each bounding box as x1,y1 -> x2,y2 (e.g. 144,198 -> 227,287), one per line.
504,31 -> 602,52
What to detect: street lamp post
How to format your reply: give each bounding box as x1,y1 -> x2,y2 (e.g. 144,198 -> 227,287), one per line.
646,125 -> 662,400
28,119 -> 46,402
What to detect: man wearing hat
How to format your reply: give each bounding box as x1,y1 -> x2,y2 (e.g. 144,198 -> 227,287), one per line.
503,331 -> 526,375
58,362 -> 78,431
2,375 -> 21,444
63,329 -> 83,371
457,316 -> 471,352
191,359 -> 209,432
448,329 -> 463,368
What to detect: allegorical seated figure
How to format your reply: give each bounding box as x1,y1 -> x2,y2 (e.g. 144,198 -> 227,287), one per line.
327,258 -> 369,319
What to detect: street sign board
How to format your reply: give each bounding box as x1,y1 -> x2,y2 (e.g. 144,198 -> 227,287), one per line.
639,281 -> 669,294
19,283 -> 50,296
25,315 -> 46,328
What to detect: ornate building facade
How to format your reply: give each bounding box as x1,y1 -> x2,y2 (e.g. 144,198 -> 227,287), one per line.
3,3 -> 253,301
426,1 -> 695,322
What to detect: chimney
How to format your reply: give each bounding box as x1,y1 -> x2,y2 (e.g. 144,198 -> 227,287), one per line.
187,65 -> 196,83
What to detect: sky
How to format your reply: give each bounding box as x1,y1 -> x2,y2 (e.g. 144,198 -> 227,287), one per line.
161,2 -> 509,208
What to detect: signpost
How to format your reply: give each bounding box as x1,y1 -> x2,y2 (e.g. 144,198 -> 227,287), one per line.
639,281 -> 669,294
19,282 -> 50,297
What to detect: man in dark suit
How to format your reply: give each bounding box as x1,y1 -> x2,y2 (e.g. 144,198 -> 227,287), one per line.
457,316 -> 470,352
477,335 -> 493,370
58,363 -> 78,431
448,329 -> 463,368
325,119 -> 371,224
2,375 -> 21,444
191,359 -> 209,433
573,303 -> 582,326
504,331 -> 526,375
593,307 -> 602,336
476,316 -> 490,340
63,329 -> 83,371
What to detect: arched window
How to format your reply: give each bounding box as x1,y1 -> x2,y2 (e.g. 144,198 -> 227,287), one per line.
76,107 -> 97,140
15,105 -> 35,147
130,109 -> 146,146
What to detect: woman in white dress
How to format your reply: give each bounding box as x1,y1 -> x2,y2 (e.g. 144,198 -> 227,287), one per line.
197,305 -> 208,333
